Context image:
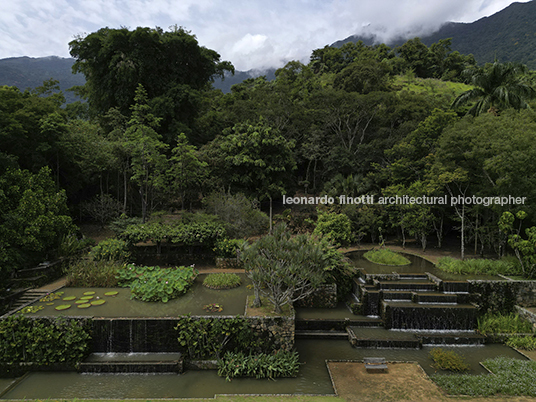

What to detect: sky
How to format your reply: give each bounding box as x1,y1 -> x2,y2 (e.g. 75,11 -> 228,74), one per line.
0,0 -> 531,71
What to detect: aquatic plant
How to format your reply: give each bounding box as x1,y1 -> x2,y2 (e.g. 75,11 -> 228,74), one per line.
432,357 -> 536,396
203,303 -> 223,312
363,248 -> 410,266
429,348 -> 470,372
118,264 -> 197,303
477,312 -> 534,335
436,256 -> 520,276
217,350 -> 300,381
203,273 -> 241,290
506,335 -> 536,350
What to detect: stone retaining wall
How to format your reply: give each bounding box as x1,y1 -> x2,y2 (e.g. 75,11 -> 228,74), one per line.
469,279 -> 536,312
294,284 -> 338,309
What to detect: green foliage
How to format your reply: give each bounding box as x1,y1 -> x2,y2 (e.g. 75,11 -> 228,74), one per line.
363,248 -> 410,266
477,312 -> 534,335
167,133 -> 208,210
120,220 -> 226,250
0,167 -> 76,285
429,348 -> 470,372
175,315 -> 263,359
452,61 -> 536,116
0,315 -> 91,365
506,335 -> 536,351
203,192 -> 269,238
213,237 -> 247,258
69,25 -> 233,137
108,216 -> 143,236
203,273 -> 242,290
436,256 -> 520,276
241,223 -> 328,314
117,264 -> 197,302
431,357 -> 536,396
313,211 -> 354,246
57,234 -> 93,258
217,350 -> 300,381
89,238 -> 131,261
65,259 -> 124,287
500,211 -> 536,279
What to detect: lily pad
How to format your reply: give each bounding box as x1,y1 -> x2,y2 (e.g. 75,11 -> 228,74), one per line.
77,303 -> 91,309
55,304 -> 71,311
75,300 -> 87,304
90,299 -> 106,306
104,291 -> 119,296
83,291 -> 96,295
46,302 -> 55,306
62,296 -> 76,301
80,295 -> 94,300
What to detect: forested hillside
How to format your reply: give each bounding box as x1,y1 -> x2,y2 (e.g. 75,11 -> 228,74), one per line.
335,0 -> 536,68
2,25 -> 536,288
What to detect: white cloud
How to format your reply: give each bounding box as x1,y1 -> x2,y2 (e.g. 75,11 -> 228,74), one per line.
0,0 -> 530,70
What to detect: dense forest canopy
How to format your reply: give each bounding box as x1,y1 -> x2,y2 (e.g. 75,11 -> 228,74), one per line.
2,25 -> 536,286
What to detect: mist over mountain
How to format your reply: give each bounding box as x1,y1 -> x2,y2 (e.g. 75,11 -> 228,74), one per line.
1,1 -> 536,100
334,0 -> 536,68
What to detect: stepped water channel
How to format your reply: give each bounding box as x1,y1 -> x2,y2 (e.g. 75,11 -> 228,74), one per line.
1,250 -> 528,399
296,250 -> 488,348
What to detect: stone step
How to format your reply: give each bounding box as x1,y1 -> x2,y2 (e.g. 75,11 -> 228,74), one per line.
295,330 -> 348,340
377,281 -> 437,292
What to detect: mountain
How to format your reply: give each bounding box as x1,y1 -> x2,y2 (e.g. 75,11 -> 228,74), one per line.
333,1 -> 536,68
0,56 -> 85,103
0,55 -> 275,100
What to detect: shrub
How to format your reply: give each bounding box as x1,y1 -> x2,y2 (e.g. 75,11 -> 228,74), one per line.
363,248 -> 410,266
0,315 -> 91,365
213,238 -> 247,258
203,273 -> 242,290
175,315 -> 264,359
89,238 -> 131,261
477,312 -> 534,335
217,350 -> 300,381
436,256 -> 520,276
203,192 -> 269,238
313,211 -> 354,246
429,348 -> 470,372
108,215 -> 143,236
117,264 -> 197,303
506,335 -> 536,350
65,259 -> 124,287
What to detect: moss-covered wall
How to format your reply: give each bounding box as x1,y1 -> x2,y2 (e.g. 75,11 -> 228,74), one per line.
469,280 -> 536,313
294,284 -> 337,308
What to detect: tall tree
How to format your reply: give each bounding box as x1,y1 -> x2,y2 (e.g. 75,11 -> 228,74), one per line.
69,26 -> 234,142
125,85 -> 168,223
204,120 -> 296,233
452,61 -> 536,116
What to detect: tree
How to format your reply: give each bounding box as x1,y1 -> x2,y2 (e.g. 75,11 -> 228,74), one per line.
452,61 -> 536,116
205,120 -> 296,233
0,167 -> 75,287
241,224 -> 327,313
168,133 -> 208,210
69,26 -> 234,142
125,85 -> 168,223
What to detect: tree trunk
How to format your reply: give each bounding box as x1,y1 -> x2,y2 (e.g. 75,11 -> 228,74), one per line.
269,196 -> 273,234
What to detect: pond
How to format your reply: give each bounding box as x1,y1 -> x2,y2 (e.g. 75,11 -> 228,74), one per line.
346,250 -> 504,281
0,339 -> 526,399
21,273 -> 252,318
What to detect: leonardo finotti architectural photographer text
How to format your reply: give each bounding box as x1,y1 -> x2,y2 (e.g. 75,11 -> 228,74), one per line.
283,194 -> 527,207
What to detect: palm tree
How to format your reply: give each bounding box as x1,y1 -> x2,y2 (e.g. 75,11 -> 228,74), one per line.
452,61 -> 536,116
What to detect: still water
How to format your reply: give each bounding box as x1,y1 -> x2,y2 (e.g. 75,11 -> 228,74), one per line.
1,339 -> 526,399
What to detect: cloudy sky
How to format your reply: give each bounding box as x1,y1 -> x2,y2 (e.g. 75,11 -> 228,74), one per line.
0,0 -> 531,71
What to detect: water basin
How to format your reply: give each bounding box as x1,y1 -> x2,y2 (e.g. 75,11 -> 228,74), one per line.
21,274 -> 252,318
